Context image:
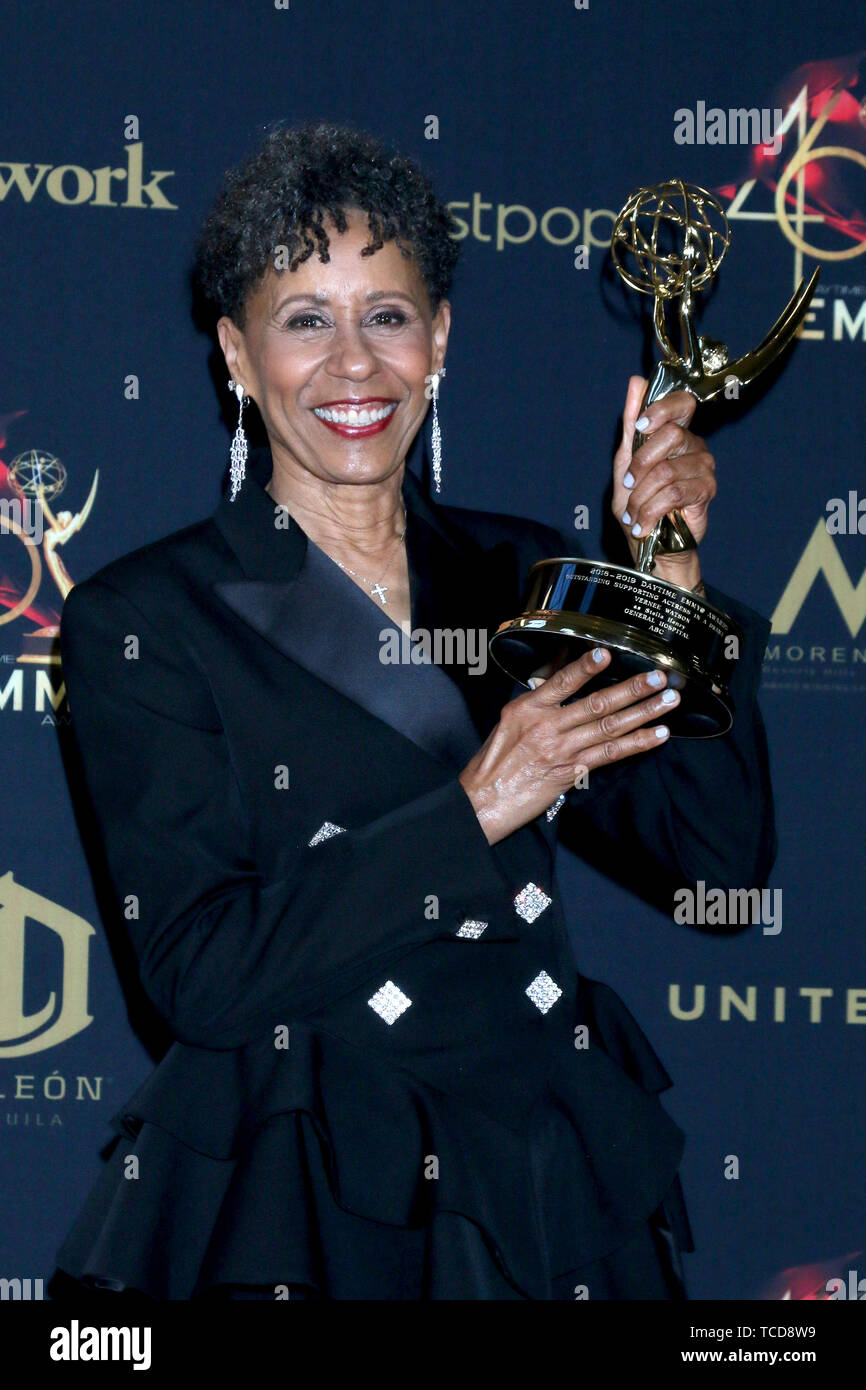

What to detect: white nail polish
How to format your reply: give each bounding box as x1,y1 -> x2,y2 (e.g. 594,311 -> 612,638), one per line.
654,725 -> 669,739
622,510 -> 631,525
635,415 -> 650,431
661,689 -> 678,704
647,671 -> 663,687
631,522 -> 642,537
623,471 -> 635,489
592,648 -> 607,663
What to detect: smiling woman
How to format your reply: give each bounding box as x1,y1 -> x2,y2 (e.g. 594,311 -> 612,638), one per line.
194,127 -> 457,631
218,219 -> 446,470
50,120 -> 776,1301
212,207 -> 448,632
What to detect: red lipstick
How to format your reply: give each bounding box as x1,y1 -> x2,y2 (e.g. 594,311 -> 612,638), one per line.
313,398 -> 398,439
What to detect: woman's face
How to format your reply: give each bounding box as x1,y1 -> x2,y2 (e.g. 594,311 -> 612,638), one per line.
218,207 -> 451,487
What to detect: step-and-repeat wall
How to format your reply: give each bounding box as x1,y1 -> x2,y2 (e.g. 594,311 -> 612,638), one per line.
2,0 -> 863,1301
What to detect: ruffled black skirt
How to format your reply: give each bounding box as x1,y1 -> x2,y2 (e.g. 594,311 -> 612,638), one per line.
49,973 -> 692,1302
50,1106 -> 688,1302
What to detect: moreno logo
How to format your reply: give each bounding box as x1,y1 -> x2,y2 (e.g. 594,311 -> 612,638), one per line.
771,521 -> 866,638
0,142 -> 177,210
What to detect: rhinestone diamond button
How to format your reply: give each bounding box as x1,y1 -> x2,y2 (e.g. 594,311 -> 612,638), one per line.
546,794 -> 566,822
513,882 -> 552,923
368,981 -> 412,1025
309,821 -> 346,846
526,970 -> 562,1013
456,919 -> 488,939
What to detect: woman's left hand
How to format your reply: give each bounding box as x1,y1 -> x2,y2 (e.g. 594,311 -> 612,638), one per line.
612,374 -> 717,588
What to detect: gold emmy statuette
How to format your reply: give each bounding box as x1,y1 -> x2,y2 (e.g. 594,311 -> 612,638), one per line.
489,179 -> 820,737
0,450 -> 99,665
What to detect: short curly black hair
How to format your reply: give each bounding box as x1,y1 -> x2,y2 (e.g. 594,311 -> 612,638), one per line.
193,121 -> 461,328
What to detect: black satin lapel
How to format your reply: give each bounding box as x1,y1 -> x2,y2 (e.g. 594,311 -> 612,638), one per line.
405,509 -> 519,744
212,453 -> 556,829
214,541 -> 484,770
405,506 -> 562,855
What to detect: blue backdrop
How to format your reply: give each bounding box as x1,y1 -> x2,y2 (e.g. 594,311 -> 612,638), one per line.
2,0 -> 864,1302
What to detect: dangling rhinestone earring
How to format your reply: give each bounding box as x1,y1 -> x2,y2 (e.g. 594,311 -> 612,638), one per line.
429,366 -> 446,494
227,379 -> 248,502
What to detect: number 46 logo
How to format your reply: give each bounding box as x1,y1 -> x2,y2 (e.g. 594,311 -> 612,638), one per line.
725,82 -> 866,298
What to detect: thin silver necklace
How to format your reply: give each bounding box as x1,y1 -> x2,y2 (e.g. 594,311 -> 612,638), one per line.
333,505 -> 408,605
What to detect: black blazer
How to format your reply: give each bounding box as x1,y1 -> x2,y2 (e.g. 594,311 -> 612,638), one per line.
54,444 -> 775,1299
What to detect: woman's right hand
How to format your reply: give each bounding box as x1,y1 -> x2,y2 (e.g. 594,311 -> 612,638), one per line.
458,647 -> 680,845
